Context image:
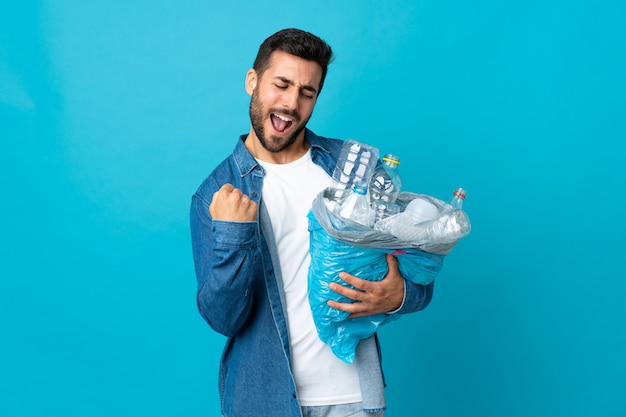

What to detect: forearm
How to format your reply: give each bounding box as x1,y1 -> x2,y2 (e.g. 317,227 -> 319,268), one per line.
191,196 -> 259,337
393,279 -> 435,315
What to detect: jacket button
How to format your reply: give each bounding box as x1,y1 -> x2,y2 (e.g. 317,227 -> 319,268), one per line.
252,192 -> 258,197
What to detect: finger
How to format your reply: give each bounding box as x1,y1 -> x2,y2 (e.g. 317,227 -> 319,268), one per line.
220,183 -> 234,193
328,300 -> 372,319
208,194 -> 220,217
242,198 -> 259,217
386,253 -> 398,269
234,190 -> 255,207
337,271 -> 371,291
211,184 -> 235,206
329,281 -> 365,301
327,299 -> 364,314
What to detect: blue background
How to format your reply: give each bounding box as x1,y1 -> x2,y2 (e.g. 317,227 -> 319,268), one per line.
2,1 -> 625,416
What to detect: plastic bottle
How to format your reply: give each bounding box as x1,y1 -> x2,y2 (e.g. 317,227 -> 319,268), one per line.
373,201 -> 401,223
375,188 -> 470,244
405,188 -> 467,225
329,139 -> 379,204
369,154 -> 402,205
338,181 -> 376,227
405,188 -> 470,243
404,197 -> 439,224
447,187 -> 467,209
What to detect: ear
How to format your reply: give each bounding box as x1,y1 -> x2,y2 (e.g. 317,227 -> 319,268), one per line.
245,69 -> 257,96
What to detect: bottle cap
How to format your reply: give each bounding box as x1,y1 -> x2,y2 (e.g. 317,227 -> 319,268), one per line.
382,154 -> 400,166
453,188 -> 467,200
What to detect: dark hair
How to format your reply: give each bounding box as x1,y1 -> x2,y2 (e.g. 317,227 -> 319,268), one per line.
253,28 -> 334,93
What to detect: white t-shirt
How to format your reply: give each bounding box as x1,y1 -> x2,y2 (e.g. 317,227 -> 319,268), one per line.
257,149 -> 362,406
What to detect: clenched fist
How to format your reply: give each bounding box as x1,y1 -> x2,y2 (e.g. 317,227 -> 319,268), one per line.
209,184 -> 258,222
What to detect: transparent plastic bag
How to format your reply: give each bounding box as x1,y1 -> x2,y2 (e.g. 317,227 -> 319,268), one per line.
316,190 -> 470,255
374,193 -> 471,250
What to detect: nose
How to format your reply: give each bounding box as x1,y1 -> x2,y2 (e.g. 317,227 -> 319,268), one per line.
282,88 -> 299,110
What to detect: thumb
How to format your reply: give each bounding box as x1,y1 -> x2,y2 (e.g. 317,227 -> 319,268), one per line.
386,253 -> 399,269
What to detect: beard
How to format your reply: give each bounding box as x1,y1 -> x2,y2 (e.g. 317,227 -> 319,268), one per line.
249,88 -> 310,153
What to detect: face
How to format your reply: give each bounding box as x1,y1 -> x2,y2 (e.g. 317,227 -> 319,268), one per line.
246,51 -> 323,154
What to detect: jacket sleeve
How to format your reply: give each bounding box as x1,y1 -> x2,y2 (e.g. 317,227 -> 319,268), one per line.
190,192 -> 260,337
393,279 -> 435,315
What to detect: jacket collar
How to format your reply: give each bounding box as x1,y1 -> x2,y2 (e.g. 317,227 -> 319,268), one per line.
232,128 -> 330,177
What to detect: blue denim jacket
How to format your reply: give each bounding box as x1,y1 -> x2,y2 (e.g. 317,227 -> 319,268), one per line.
190,129 -> 435,417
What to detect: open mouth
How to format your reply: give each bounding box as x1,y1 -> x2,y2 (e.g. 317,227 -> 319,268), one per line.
270,113 -> 294,133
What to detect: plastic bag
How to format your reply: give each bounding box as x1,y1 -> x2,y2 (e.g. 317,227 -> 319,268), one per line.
374,193 -> 471,252
307,190 -> 451,364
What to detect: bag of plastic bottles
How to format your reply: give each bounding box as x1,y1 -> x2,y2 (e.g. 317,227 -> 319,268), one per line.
307,190 -> 466,364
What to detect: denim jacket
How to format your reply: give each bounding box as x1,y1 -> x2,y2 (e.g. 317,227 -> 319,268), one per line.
190,129 -> 435,417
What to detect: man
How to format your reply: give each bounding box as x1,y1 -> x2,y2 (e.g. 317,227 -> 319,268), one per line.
190,28 -> 434,417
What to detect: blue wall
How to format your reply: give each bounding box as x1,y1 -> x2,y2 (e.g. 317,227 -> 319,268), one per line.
2,1 -> 625,416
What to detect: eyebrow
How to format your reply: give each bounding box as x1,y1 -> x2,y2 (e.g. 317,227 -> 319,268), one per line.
274,76 -> 318,95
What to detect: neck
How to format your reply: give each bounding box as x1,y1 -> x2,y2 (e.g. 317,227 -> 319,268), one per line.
245,128 -> 309,164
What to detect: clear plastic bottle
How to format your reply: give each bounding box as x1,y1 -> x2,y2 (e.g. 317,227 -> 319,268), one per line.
375,188 -> 470,244
404,187 -> 467,225
338,181 -> 376,227
405,197 -> 439,224
373,201 -> 401,223
369,154 -> 402,205
408,187 -> 470,243
329,139 -> 379,204
448,187 -> 467,209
